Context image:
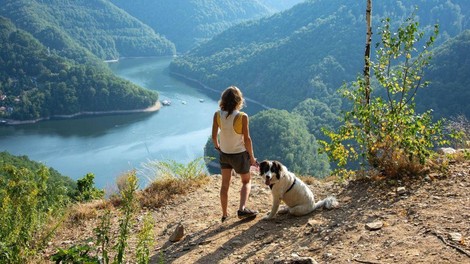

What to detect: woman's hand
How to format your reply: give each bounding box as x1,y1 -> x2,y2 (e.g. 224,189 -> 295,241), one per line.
250,156 -> 258,167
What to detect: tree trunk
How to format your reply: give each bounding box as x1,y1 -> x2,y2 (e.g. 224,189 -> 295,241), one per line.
364,0 -> 373,161
364,0 -> 372,106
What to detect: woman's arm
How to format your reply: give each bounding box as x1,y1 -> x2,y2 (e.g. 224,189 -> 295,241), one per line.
212,112 -> 220,150
242,114 -> 257,165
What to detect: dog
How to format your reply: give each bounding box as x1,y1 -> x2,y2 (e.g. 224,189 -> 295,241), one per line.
259,160 -> 338,219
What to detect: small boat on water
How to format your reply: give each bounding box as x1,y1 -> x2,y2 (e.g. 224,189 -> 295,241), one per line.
161,99 -> 171,106
181,100 -> 187,105
199,99 -> 205,103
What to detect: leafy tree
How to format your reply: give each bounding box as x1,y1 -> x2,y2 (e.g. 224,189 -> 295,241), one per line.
322,17 -> 445,178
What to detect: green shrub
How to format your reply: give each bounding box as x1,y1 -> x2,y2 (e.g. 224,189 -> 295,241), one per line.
95,210 -> 112,264
322,17 -> 445,179
51,243 -> 99,263
0,164 -> 66,262
114,172 -> 139,263
136,215 -> 155,264
75,173 -> 105,202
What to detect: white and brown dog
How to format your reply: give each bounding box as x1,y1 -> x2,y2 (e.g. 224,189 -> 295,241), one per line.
259,160 -> 338,220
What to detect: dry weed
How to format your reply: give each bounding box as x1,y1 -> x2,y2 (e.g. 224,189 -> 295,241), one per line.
139,176 -> 209,208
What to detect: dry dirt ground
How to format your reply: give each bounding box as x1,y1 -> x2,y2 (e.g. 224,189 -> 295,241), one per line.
45,160 -> 470,264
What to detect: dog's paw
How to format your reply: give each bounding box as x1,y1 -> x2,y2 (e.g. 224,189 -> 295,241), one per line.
278,207 -> 289,214
262,214 -> 273,220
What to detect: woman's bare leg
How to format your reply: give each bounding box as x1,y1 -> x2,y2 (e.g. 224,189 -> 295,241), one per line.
220,168 -> 232,217
239,172 -> 251,211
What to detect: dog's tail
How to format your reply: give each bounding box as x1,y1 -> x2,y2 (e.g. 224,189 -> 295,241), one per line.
313,196 -> 339,210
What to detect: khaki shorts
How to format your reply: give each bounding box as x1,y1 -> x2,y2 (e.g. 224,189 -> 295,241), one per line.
219,151 -> 250,174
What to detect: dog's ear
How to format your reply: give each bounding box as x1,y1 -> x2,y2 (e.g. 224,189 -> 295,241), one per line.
272,161 -> 283,179
259,160 -> 269,174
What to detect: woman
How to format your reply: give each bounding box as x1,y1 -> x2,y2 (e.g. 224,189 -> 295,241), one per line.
211,86 -> 258,222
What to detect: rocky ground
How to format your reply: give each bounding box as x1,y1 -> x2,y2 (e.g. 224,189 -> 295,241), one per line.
45,159 -> 470,264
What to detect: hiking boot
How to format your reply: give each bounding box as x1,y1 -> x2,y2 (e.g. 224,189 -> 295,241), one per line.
237,208 -> 258,219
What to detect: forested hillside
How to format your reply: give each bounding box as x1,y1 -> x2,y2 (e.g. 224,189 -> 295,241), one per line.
110,0 -> 272,52
418,30 -> 470,119
0,17 -> 158,121
0,151 -> 76,197
0,0 -> 175,60
170,0 -> 470,112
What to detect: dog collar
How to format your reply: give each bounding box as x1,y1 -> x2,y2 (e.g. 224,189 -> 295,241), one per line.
285,178 -> 297,193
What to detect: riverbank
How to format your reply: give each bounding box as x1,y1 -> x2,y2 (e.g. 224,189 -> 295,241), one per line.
2,101 -> 161,125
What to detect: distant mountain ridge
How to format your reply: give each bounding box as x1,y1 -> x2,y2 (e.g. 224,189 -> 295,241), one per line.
170,0 -> 470,114
0,0 -> 176,60
110,0 -> 273,52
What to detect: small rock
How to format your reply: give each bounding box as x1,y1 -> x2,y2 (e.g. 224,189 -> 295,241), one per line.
397,187 -> 406,195
232,239 -> 243,246
365,220 -> 384,231
169,223 -> 185,242
307,219 -> 320,227
448,232 -> 462,242
437,147 -> 456,155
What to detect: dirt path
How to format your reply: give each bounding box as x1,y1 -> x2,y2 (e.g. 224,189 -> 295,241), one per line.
148,161 -> 470,264
45,161 -> 470,263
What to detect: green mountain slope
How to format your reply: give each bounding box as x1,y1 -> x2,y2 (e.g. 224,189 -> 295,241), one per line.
418,30 -> 470,118
0,17 -> 158,121
170,0 -> 470,111
0,151 -> 76,198
0,0 -> 175,60
110,0 -> 272,52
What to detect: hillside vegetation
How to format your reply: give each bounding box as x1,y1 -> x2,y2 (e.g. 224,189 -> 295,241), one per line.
110,0 -> 273,52
0,17 -> 158,121
419,30 -> 470,119
0,0 -> 175,60
170,0 -> 470,114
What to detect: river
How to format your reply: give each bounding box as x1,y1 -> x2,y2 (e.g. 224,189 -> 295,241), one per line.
0,57 -> 249,189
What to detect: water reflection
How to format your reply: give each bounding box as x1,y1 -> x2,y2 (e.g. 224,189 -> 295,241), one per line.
0,112 -> 156,138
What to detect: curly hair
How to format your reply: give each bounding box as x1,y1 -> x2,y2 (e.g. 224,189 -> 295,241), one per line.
219,86 -> 245,117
